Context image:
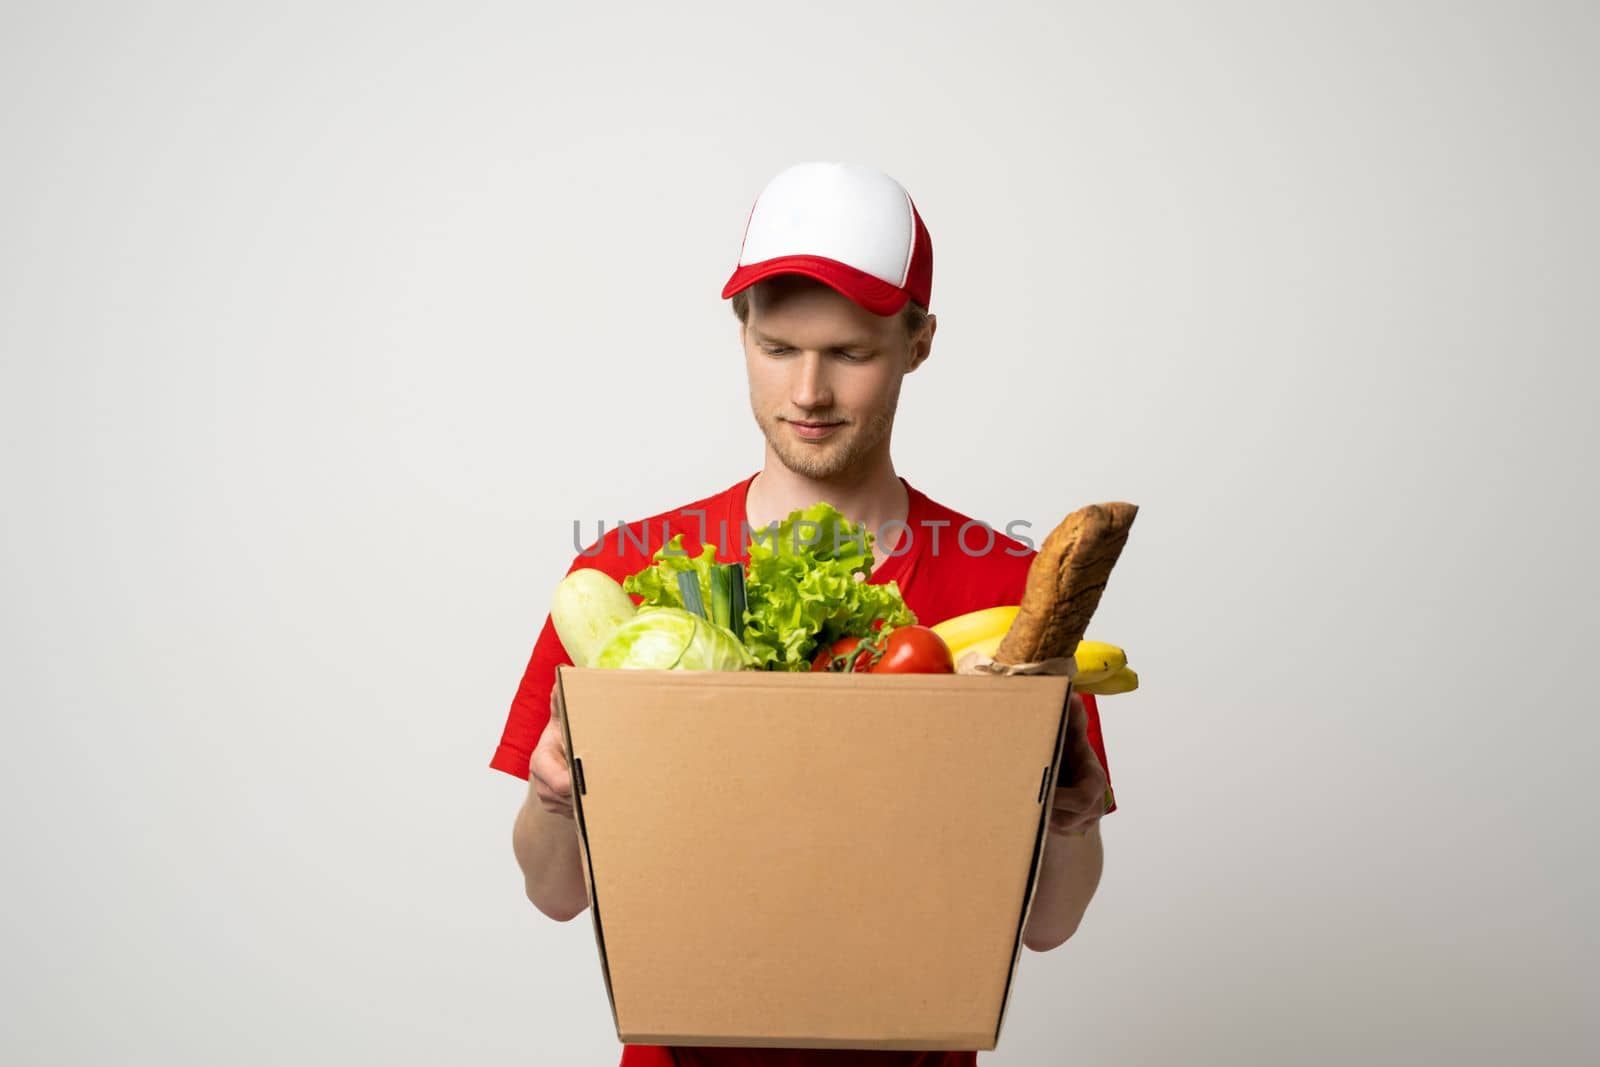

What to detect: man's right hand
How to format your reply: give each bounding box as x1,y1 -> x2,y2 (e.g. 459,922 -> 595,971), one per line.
529,688 -> 576,819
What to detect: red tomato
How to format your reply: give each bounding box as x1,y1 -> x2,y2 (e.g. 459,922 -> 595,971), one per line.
872,625 -> 955,674
811,635 -> 872,672
809,626 -> 954,674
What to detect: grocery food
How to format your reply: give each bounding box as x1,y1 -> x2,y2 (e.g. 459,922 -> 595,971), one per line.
591,607 -> 752,671
1070,640 -> 1128,686
559,499 -> 1142,685
993,503 -> 1139,668
929,606 -> 1018,655
810,625 -> 954,674
621,503 -> 914,672
741,503 -> 916,671
934,605 -> 1135,690
550,568 -> 638,668
810,635 -> 874,673
1076,666 -> 1138,696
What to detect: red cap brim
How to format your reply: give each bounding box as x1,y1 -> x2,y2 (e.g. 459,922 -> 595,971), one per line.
721,255 -> 910,317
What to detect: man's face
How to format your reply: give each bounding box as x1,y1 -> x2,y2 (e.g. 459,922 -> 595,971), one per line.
741,277 -> 932,481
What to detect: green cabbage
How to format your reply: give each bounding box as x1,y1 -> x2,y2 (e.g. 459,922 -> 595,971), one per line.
591,607 -> 753,671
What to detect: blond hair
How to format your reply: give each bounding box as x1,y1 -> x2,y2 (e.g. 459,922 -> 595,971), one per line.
730,280 -> 930,339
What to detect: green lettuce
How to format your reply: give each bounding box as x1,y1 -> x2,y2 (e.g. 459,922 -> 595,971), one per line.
622,534 -> 723,614
622,503 -> 916,672
742,503 -> 915,671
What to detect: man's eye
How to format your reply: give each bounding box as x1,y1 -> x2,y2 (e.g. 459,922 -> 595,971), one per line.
835,350 -> 870,362
762,345 -> 791,355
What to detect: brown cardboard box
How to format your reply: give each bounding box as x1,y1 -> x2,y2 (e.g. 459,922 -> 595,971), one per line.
554,666 -> 1073,1052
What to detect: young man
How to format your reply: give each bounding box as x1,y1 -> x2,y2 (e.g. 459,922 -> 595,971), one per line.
492,162 -> 1114,1067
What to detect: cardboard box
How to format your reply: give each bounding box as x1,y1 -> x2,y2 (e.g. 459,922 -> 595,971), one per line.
554,666 -> 1073,1051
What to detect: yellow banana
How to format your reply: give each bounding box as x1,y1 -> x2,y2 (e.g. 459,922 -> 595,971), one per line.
957,633 -> 1004,661
934,606 -> 1132,689
1072,640 -> 1127,686
930,606 -> 1018,652
952,636 -> 1126,685
1076,666 -> 1138,696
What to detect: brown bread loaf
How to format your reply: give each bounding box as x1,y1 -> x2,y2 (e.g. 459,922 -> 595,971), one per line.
993,502 -> 1139,666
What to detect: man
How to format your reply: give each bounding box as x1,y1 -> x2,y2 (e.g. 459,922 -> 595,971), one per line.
492,161 -> 1114,1067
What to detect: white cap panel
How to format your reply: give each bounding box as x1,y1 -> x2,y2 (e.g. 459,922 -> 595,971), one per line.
737,162 -> 914,286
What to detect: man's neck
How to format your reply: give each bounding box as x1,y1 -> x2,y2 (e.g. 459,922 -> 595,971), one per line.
746,450 -> 909,563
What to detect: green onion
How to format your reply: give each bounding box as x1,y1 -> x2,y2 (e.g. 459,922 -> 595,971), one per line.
707,563 -> 746,640
709,564 -> 732,631
727,563 -> 746,642
676,571 -> 707,620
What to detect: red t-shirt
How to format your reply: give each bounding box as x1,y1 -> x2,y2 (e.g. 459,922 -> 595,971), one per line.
492,473 -> 1115,1067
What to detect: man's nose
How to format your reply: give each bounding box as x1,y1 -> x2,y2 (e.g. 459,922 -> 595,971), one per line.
791,352 -> 833,411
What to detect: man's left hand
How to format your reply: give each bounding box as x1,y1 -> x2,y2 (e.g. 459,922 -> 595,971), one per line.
1049,691 -> 1109,837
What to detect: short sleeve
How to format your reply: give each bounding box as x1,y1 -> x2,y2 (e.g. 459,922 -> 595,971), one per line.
1080,692 -> 1116,815
489,610 -> 573,780
491,525 -> 665,779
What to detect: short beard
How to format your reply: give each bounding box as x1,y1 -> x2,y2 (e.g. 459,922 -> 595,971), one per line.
754,401 -> 897,481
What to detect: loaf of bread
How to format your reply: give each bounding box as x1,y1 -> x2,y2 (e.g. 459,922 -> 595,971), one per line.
993,502 -> 1139,666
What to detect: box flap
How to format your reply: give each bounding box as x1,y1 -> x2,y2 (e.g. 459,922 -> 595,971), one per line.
992,678 -> 1072,1044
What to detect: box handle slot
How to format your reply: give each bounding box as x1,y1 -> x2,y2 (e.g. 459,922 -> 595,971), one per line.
1036,766 -> 1050,804
573,757 -> 587,796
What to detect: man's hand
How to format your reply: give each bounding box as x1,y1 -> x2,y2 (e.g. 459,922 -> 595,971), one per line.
513,685 -> 589,920
1049,691 -> 1109,837
529,688 -> 576,820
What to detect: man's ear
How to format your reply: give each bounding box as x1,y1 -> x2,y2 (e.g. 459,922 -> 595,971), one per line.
906,314 -> 936,373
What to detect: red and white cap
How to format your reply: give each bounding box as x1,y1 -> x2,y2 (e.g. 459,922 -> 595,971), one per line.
721,161 -> 933,316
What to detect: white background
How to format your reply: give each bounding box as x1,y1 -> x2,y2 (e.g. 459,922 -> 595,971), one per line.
3,2 -> 1596,1064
